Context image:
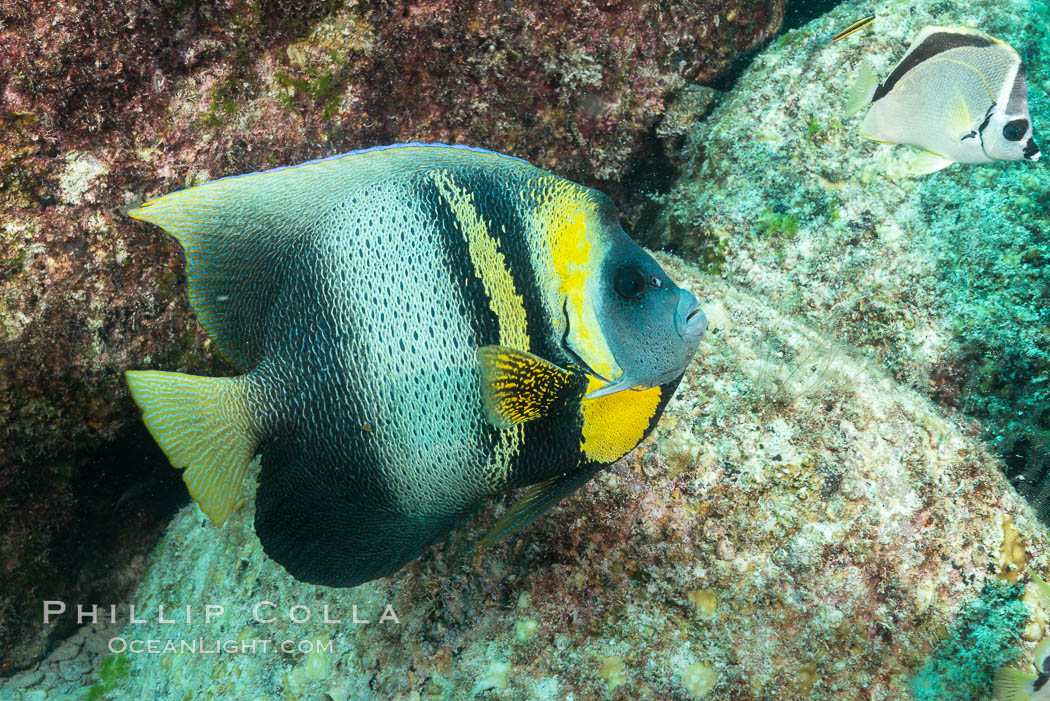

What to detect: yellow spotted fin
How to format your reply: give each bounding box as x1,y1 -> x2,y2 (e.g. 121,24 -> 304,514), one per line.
477,345 -> 585,429
846,64 -> 879,116
475,467 -> 602,550
125,371 -> 258,526
994,666 -> 1039,701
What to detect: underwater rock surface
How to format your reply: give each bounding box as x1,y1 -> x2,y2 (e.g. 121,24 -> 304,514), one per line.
24,255 -> 1048,700
657,0 -> 1050,514
0,0 -> 784,669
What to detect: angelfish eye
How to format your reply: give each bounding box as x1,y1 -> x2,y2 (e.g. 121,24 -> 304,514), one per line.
1003,119 -> 1028,142
613,267 -> 647,299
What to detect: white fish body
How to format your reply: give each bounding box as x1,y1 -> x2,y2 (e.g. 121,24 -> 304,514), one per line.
848,26 -> 1041,172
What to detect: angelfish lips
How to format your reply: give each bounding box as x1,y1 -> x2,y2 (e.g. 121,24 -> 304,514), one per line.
674,289 -> 708,343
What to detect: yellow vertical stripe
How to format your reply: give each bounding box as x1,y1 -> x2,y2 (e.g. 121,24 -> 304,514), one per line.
532,182 -> 618,381
429,170 -> 530,350
429,170 -> 529,484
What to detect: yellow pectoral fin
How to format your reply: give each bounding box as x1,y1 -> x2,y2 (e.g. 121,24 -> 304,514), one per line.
947,91 -> 975,139
477,345 -> 582,429
580,377 -> 662,463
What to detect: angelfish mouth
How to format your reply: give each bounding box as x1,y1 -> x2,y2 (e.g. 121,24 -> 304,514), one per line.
676,290 -> 707,340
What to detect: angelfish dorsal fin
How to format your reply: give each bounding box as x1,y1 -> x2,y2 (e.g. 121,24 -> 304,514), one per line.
476,345 -> 583,429
475,467 -> 602,549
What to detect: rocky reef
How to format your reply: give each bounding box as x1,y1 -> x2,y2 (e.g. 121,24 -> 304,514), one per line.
12,256 -> 1050,700
4,0 -> 1050,697
655,0 -> 1050,519
0,0 -> 784,671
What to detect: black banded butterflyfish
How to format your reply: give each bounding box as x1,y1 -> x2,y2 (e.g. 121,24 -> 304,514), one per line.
845,26 -> 1042,174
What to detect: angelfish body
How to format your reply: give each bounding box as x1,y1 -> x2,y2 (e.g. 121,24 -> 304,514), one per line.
125,144 -> 707,587
846,26 -> 1041,174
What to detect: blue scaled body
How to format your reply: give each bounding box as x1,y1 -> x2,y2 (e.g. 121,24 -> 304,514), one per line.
125,143 -> 707,587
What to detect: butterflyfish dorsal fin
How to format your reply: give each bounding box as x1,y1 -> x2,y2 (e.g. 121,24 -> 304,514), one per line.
477,345 -> 584,429
125,370 -> 258,526
475,467 -> 602,550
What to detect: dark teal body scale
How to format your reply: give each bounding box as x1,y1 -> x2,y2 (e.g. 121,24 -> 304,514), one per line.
244,165 -> 667,586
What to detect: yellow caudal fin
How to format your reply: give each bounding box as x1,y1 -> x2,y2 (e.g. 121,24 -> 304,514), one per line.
994,666 -> 1037,701
1029,571 -> 1050,607
125,370 -> 257,526
1034,635 -> 1050,671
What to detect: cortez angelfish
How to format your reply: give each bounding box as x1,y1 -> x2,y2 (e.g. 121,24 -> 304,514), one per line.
846,26 -> 1041,175
125,143 -> 707,587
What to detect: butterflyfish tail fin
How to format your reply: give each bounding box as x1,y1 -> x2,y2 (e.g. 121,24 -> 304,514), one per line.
125,370 -> 258,526
477,345 -> 583,429
846,64 -> 879,116
994,666 -> 1037,701
1034,635 -> 1050,670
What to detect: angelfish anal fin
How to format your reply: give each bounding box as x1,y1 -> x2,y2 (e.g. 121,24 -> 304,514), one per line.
908,151 -> 956,176
476,345 -> 585,429
475,466 -> 603,550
